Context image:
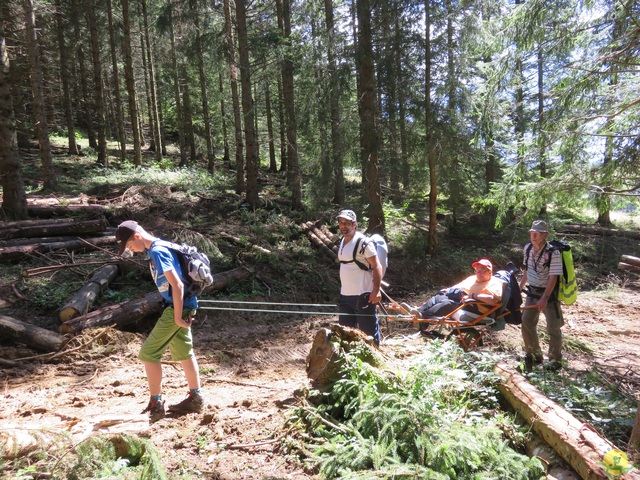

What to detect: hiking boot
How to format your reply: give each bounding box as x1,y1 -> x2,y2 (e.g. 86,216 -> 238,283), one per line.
518,354 -> 543,373
168,391 -> 204,414
142,398 -> 165,423
543,360 -> 563,372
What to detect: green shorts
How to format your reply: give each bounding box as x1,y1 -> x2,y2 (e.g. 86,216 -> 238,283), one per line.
138,307 -> 197,363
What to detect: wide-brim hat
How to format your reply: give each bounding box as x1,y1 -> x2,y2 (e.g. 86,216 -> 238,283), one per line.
529,220 -> 548,233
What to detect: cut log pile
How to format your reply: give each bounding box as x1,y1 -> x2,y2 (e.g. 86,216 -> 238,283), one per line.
618,255 -> 640,274
300,220 -> 340,264
0,217 -> 114,263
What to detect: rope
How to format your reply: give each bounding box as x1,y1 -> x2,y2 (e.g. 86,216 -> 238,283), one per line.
199,299 -> 337,308
198,305 -> 386,317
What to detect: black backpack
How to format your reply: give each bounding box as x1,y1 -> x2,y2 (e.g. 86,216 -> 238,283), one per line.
152,240 -> 214,297
493,263 -> 522,325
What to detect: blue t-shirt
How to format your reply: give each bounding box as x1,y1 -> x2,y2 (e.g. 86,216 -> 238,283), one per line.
148,242 -> 198,309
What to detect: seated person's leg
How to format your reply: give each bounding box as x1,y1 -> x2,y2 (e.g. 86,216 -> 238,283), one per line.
418,293 -> 460,318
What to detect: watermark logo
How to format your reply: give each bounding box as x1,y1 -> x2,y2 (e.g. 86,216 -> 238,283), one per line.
602,449 -> 631,479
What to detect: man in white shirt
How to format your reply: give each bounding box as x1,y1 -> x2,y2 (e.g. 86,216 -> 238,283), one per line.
336,210 -> 383,346
519,220 -> 564,372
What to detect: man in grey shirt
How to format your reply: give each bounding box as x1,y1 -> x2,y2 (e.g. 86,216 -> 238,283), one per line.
519,220 -> 564,372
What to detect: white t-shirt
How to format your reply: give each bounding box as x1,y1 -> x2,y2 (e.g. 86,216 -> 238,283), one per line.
338,232 -> 377,296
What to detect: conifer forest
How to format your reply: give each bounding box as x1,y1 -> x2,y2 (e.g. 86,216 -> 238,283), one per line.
1,0 -> 639,232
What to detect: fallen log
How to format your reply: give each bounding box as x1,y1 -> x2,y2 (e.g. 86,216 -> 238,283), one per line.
59,264 -> 120,322
218,231 -> 272,255
561,224 -> 640,240
306,324 -> 389,386
618,262 -> 640,274
26,195 -> 98,206
0,235 -> 116,263
0,217 -> 108,240
620,255 -> 640,268
60,267 -> 252,333
494,362 -> 640,480
26,204 -> 107,218
60,292 -> 164,334
207,266 -> 252,291
0,217 -> 79,228
0,232 -> 114,248
0,315 -> 68,352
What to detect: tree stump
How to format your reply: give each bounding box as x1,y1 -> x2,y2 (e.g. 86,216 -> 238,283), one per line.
306,324 -> 389,386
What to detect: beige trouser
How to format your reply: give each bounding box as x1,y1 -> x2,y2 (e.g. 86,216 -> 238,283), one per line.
521,295 -> 564,361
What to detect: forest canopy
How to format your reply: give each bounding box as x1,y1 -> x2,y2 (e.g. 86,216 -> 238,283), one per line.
1,0 -> 639,242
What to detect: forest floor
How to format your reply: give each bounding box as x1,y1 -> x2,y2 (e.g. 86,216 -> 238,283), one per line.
1,161 -> 640,479
1,287 -> 639,479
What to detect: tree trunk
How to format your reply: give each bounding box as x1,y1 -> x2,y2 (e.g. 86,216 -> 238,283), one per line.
324,0 -> 345,205
193,8 -> 215,172
219,72 -> 230,164
0,235 -> 116,263
23,0 -> 55,189
141,0 -> 162,162
86,0 -> 108,165
235,0 -> 259,208
562,224 -> 640,239
168,4 -> 187,166
306,324 -> 388,386
59,264 -> 119,322
72,0 -> 96,149
356,0 -> 384,234
425,0 -> 438,255
26,204 -> 107,218
223,0 -> 244,193
620,255 -> 640,267
280,0 -> 302,209
494,362 -> 640,480
0,18 -> 28,220
54,0 -> 79,156
0,315 -> 68,352
121,0 -> 141,166
181,64 -> 196,164
106,0 -> 127,162
61,268 -> 251,333
0,217 -> 107,240
60,292 -> 164,334
265,81 -> 277,172
277,76 -> 287,173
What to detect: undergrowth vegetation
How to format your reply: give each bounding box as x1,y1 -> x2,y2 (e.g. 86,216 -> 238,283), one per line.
284,341 -> 545,479
525,370 -> 637,450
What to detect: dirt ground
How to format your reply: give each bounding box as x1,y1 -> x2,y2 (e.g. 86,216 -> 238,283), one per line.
1,281 -> 639,479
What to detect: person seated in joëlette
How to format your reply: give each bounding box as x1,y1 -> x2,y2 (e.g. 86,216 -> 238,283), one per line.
411,258 -> 503,323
